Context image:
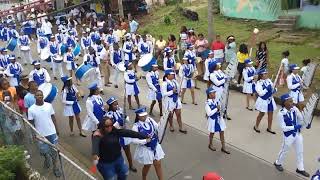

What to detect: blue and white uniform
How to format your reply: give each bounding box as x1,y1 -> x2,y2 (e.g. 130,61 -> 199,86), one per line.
146,70 -> 162,101
204,57 -> 215,81
90,31 -> 100,44
66,35 -> 76,48
205,98 -> 226,133
287,73 -> 304,104
83,54 -> 102,88
210,69 -> 226,101
5,62 -> 23,87
110,49 -> 123,86
123,40 -> 136,62
163,56 -> 176,71
37,36 -> 49,56
242,66 -> 256,94
0,53 -> 10,69
81,35 -> 92,54
49,40 -> 64,78
18,35 -> 33,64
161,78 -> 182,111
64,51 -> 77,71
275,105 -> 304,171
82,95 -> 106,132
106,107 -> 131,146
184,49 -> 197,69
62,85 -> 81,116
255,79 -> 277,113
7,28 -> 19,40
1,27 -> 9,42
28,68 -> 51,86
179,63 -> 195,89
138,41 -> 151,55
132,117 -> 165,164
124,70 -> 140,96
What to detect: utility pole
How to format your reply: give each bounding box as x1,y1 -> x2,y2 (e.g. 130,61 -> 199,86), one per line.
118,0 -> 124,18
208,0 -> 214,42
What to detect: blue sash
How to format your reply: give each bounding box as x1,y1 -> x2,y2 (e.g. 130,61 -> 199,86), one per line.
137,120 -> 158,153
20,36 -> 29,46
50,43 -> 58,54
183,65 -> 192,88
167,81 -> 178,102
39,38 -> 47,49
33,71 -> 45,86
125,44 -> 133,61
151,73 -> 162,100
167,57 -> 174,68
128,74 -> 139,95
215,72 -> 225,88
66,87 -> 81,114
260,82 -> 273,100
92,98 -> 105,122
208,101 -> 222,132
282,110 -> 298,137
113,51 -> 121,64
292,75 -> 301,92
9,64 -> 22,81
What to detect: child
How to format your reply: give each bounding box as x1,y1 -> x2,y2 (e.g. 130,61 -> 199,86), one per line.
300,59 -> 311,77
242,59 -> 256,111
279,50 -> 290,86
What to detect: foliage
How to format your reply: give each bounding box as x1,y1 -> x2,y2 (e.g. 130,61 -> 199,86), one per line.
164,15 -> 172,25
0,146 -> 26,180
310,0 -> 320,5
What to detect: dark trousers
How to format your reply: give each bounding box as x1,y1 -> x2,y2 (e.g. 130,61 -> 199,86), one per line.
237,62 -> 245,84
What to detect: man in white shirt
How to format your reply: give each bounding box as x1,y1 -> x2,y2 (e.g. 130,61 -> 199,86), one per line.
41,19 -> 53,40
28,90 -> 61,177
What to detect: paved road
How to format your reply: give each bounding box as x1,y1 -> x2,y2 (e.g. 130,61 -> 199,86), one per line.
1,41 -> 319,179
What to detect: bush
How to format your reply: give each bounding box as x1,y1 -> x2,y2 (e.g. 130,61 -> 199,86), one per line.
164,15 -> 172,25
0,146 -> 27,180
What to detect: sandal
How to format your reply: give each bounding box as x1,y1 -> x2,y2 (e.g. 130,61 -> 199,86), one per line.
221,148 -> 231,154
179,129 -> 187,134
181,102 -> 187,104
246,107 -> 253,111
80,133 -> 87,137
267,128 -> 276,135
129,166 -> 137,173
208,145 -> 216,151
169,127 -> 175,132
193,102 -> 198,105
253,126 -> 260,133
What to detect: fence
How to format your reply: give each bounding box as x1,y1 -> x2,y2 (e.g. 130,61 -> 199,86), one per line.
0,101 -> 96,180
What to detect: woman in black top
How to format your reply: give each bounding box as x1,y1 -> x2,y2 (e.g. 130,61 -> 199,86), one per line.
255,42 -> 269,71
92,117 -> 150,180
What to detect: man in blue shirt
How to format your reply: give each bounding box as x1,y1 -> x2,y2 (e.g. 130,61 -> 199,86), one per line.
24,81 -> 38,110
129,17 -> 139,34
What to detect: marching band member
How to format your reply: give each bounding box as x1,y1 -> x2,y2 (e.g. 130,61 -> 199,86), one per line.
0,25 -> 9,42
205,87 -> 230,154
124,61 -> 141,110
36,24 -> 44,39
55,28 -> 66,45
105,28 -> 118,50
146,64 -> 163,116
286,64 -> 304,110
61,76 -> 86,137
161,69 -> 187,133
7,25 -> 20,56
18,31 -> 32,65
203,51 -> 215,86
49,36 -> 64,80
123,33 -> 136,64
81,31 -> 92,54
41,19 -> 53,40
5,55 -> 23,87
184,43 -> 199,89
242,59 -> 257,111
162,47 -> 176,71
274,93 -> 310,177
110,43 -> 123,88
132,107 -> 165,180
84,47 -> 103,93
138,34 -> 152,55
254,69 -> 277,134
105,96 -> 137,172
64,46 -> 77,77
28,60 -> 51,86
0,48 -> 10,69
37,33 -> 49,57
179,57 -> 197,105
66,31 -> 76,48
82,83 -> 106,133
90,27 -> 100,45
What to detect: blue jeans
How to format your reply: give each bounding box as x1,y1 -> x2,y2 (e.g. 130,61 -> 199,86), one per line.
97,155 -> 128,180
38,134 -> 58,155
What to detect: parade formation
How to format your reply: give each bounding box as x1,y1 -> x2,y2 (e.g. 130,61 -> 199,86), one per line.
0,6 -> 319,180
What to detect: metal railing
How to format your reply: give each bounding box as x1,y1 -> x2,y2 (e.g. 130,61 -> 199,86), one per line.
0,101 -> 96,180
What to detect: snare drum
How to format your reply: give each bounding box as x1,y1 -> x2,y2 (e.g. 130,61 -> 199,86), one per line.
38,83 -> 58,103
138,54 -> 157,72
7,38 -> 17,51
40,47 -> 50,61
20,45 -> 30,51
52,55 -> 63,63
75,63 -> 95,81
73,44 -> 81,57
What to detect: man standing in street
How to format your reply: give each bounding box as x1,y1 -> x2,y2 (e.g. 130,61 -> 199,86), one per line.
28,90 -> 61,177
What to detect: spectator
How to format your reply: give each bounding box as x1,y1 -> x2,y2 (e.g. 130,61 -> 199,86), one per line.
255,42 -> 269,71
106,14 -> 116,29
300,59 -> 311,76
167,34 -> 177,50
225,35 -> 236,64
129,17 -> 139,34
28,90 -> 61,177
195,33 -> 209,60
155,35 -> 167,59
119,17 -> 129,32
16,75 -> 29,114
92,118 -> 149,180
278,50 -> 290,86
0,78 -> 17,105
97,16 -> 105,30
24,81 -> 38,111
178,26 -> 188,51
42,19 -> 53,40
236,43 -> 249,86
211,34 -> 225,63
187,29 -> 197,45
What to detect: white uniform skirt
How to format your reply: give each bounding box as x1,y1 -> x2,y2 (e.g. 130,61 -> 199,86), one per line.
147,89 -> 157,101
255,97 -> 277,113
181,78 -> 195,89
125,83 -> 140,96
207,117 -> 226,133
243,82 -> 254,94
63,103 -> 82,116
66,62 -> 77,71
289,90 -> 304,104
164,97 -> 182,111
134,143 -> 165,165
124,52 -> 136,62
